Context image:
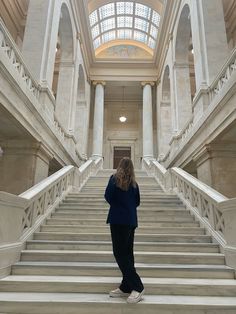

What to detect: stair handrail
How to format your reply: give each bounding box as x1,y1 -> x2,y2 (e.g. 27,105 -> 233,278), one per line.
19,165 -> 75,238
0,158 -> 103,276
142,158 -> 171,191
171,167 -> 228,245
73,157 -> 103,191
144,158 -> 236,269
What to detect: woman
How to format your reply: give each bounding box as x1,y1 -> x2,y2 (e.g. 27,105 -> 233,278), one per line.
104,157 -> 144,303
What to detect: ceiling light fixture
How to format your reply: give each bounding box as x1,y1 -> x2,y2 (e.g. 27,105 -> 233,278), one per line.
119,86 -> 127,123
119,116 -> 127,122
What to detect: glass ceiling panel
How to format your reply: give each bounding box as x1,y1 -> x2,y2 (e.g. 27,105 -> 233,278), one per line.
117,16 -> 133,28
150,25 -> 158,39
117,2 -> 134,15
102,31 -> 116,43
101,18 -> 116,33
99,3 -> 115,19
134,18 -> 149,33
117,29 -> 132,39
135,3 -> 151,20
91,24 -> 100,39
89,1 -> 161,51
89,11 -> 98,26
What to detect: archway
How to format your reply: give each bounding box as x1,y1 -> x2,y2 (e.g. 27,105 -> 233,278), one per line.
174,4 -> 196,132
74,65 -> 89,158
158,65 -> 172,160
53,3 -> 75,132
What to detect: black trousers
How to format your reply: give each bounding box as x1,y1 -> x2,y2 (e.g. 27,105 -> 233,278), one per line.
110,224 -> 144,293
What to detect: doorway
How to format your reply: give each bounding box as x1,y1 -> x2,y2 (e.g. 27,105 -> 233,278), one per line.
113,146 -> 131,169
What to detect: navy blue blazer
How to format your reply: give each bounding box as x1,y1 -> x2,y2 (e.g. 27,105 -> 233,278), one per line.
104,175 -> 140,228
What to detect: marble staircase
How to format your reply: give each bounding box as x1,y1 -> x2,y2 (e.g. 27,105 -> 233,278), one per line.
0,169 -> 236,313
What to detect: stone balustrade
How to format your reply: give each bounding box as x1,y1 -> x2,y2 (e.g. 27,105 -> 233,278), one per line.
164,47 -> 236,165
0,19 -> 40,99
0,18 -> 83,165
0,158 -> 103,277
210,46 -> 236,99
143,157 -> 236,269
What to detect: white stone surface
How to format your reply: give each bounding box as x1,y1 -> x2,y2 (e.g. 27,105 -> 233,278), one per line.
142,83 -> 154,158
92,83 -> 105,158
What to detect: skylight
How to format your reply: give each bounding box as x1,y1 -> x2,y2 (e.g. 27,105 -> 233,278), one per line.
89,1 -> 161,51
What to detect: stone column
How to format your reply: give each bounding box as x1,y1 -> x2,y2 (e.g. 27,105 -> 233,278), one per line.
0,141 -> 53,195
22,0 -> 60,87
191,0 -> 229,116
142,82 -> 154,159
21,0 -> 61,118
173,62 -> 192,132
92,81 -> 105,158
55,61 -> 75,132
193,143 -> 236,198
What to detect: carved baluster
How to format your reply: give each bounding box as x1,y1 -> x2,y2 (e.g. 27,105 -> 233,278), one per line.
0,30 -> 4,47
208,201 -> 216,229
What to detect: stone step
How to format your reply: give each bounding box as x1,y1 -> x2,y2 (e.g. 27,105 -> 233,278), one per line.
20,250 -> 225,265
46,218 -> 199,228
40,225 -> 205,235
51,212 -> 195,222
26,240 -> 219,253
0,293 -> 236,314
12,261 -> 234,279
82,184 -> 162,189
63,199 -> 182,205
55,208 -> 190,216
66,194 -> 178,199
1,276 -> 236,296
81,187 -> 163,191
33,232 -> 212,243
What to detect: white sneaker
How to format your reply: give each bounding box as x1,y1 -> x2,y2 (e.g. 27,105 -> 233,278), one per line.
109,288 -> 130,298
127,289 -> 144,303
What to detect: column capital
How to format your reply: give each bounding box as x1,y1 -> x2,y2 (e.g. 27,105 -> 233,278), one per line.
141,81 -> 155,87
92,81 -> 106,86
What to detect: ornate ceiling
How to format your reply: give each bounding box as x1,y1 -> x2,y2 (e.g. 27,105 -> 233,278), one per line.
76,0 -> 164,66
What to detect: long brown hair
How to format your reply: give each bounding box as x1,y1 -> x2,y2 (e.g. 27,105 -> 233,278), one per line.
114,157 -> 137,191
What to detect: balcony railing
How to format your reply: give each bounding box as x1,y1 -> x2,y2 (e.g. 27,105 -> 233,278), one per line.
0,18 -> 83,162
165,47 -> 236,164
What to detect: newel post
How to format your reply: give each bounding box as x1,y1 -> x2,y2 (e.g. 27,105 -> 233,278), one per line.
219,198 -> 236,269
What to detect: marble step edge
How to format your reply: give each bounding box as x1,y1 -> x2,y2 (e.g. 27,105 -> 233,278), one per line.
20,250 -> 225,258
33,231 -> 212,239
25,241 -> 219,253
0,292 -> 236,313
4,276 -> 236,286
1,276 -> 236,296
12,261 -> 234,271
46,217 -> 198,223
45,221 -> 199,227
26,240 -> 219,247
57,206 -> 187,211
12,262 -> 234,279
40,225 -> 204,231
